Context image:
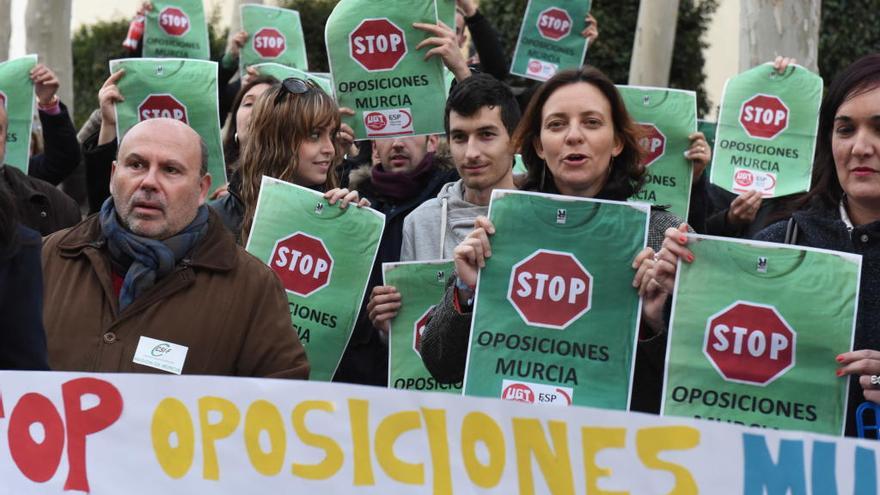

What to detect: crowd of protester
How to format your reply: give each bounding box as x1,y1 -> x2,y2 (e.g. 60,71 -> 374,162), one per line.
2,0 -> 879,439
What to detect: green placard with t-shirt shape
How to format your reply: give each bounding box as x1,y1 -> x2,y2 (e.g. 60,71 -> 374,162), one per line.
436,0 -> 456,30
110,58 -> 226,193
463,190 -> 649,410
240,5 -> 308,76
143,0 -> 210,60
246,177 -> 386,381
619,85 -> 697,220
250,63 -> 334,96
325,0 -> 447,139
710,63 -> 822,198
662,235 -> 860,436
383,260 -> 461,394
0,55 -> 36,172
510,0 -> 591,81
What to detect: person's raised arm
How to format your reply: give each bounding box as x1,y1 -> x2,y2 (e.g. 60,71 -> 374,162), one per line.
414,21 -> 472,82
27,64 -> 81,185
457,0 -> 508,80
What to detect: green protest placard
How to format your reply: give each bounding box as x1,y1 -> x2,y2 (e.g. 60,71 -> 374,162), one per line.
250,63 -> 334,96
662,235 -> 860,435
110,58 -> 226,193
463,190 -> 649,409
383,260 -> 462,393
710,63 -> 822,197
435,0 -> 457,95
246,177 -> 385,382
510,0 -> 591,81
698,119 -> 717,151
143,0 -> 210,60
240,5 -> 308,75
619,86 -> 697,220
435,0 -> 456,31
0,55 -> 36,172
325,0 -> 447,139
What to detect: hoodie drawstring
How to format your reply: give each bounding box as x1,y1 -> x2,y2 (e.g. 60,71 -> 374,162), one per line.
440,197 -> 448,259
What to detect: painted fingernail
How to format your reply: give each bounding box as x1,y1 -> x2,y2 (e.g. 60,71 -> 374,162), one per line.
836,369 -> 844,377
679,236 -> 687,243
686,254 -> 694,263
836,354 -> 845,363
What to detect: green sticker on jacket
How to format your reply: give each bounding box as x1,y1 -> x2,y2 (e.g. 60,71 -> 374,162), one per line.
246,177 -> 386,382
510,0 -> 591,81
464,190 -> 649,410
384,260 -> 461,393
710,63 -> 822,198
240,5 -> 308,75
143,0 -> 210,60
325,0 -> 447,139
663,235 -> 860,436
110,58 -> 226,192
0,55 -> 36,172
619,85 -> 697,220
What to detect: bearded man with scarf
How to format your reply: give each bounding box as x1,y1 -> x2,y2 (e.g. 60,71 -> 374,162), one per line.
41,118 -> 309,378
333,135 -> 459,385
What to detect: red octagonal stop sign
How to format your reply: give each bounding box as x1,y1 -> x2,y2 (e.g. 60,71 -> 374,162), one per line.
508,249 -> 592,329
704,301 -> 796,386
412,305 -> 435,357
253,27 -> 286,58
159,6 -> 191,37
269,232 -> 334,297
638,123 -> 666,167
536,7 -> 573,41
739,94 -> 789,140
349,18 -> 407,72
138,94 -> 188,123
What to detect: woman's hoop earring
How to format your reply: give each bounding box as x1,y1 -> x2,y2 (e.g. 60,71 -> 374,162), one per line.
234,132 -> 239,144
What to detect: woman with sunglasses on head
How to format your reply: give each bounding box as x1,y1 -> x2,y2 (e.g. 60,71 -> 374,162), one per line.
224,78 -> 365,243
419,66 -> 710,412
656,54 -> 880,437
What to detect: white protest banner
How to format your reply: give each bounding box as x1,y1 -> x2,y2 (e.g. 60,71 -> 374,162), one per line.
0,370 -> 876,494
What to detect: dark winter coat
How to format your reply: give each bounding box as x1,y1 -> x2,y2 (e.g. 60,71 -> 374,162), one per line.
0,225 -> 49,370
41,209 -> 309,378
2,165 -> 80,236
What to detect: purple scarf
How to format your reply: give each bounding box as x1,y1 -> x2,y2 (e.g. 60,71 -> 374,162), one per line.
370,152 -> 437,202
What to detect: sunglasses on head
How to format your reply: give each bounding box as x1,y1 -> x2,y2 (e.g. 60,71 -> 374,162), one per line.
274,77 -> 316,105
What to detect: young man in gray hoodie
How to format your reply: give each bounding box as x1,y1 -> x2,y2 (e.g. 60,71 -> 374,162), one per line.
367,73 -> 521,332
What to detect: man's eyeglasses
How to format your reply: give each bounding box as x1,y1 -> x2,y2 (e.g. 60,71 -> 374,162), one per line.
274,77 -> 316,105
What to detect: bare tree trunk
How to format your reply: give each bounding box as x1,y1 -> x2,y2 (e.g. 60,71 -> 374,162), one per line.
628,0 -> 681,86
26,0 -> 86,209
740,0 -> 821,72
0,0 -> 10,61
25,0 -> 73,113
227,0 -> 264,42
